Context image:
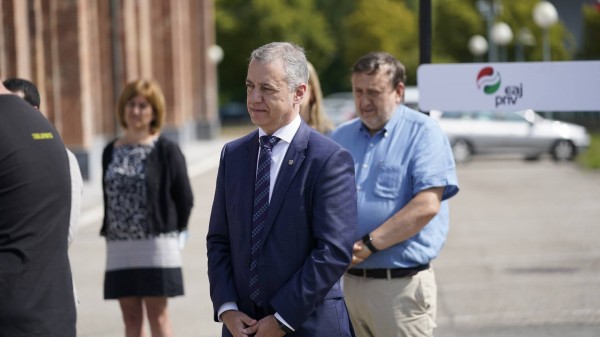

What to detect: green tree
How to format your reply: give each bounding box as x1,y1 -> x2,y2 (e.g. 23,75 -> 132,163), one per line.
215,0 -> 581,104
215,0 -> 334,102
313,0 -> 356,94
342,0 -> 419,85
579,4 -> 600,59
499,0 -> 573,62
432,0 -> 483,63
432,0 -> 573,63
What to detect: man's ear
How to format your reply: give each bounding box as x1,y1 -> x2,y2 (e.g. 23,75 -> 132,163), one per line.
395,82 -> 405,105
294,83 -> 307,105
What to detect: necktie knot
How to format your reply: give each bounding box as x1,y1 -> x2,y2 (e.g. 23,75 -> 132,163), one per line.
260,135 -> 280,151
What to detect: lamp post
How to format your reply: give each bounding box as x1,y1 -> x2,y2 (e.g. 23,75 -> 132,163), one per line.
533,1 -> 558,61
516,27 -> 535,61
491,22 -> 513,62
468,35 -> 489,62
476,0 -> 503,62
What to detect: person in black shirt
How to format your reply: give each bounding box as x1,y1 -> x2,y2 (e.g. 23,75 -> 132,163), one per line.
0,79 -> 76,336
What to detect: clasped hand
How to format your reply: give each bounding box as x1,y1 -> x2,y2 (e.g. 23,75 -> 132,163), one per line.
221,310 -> 285,337
350,240 -> 372,267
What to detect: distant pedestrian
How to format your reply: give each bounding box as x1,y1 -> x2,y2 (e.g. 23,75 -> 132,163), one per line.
101,79 -> 194,337
0,78 -> 76,336
331,51 -> 459,337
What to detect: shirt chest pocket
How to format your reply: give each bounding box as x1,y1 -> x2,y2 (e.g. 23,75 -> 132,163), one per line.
374,163 -> 404,199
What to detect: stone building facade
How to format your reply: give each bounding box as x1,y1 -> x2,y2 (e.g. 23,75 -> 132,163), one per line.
0,0 -> 219,180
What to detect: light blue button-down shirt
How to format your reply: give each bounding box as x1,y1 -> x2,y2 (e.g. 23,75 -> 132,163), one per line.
331,105 -> 459,268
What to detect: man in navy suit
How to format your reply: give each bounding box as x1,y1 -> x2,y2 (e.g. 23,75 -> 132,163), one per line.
207,42 -> 357,337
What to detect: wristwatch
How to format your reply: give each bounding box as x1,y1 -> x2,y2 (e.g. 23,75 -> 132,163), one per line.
362,233 -> 379,253
275,316 -> 293,335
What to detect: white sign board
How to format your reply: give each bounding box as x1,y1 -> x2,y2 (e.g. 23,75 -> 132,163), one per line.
417,61 -> 600,112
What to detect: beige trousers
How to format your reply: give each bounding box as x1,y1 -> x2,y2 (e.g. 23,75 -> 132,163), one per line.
344,268 -> 437,337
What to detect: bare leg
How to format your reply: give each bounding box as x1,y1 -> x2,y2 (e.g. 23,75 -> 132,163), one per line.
144,297 -> 173,337
119,297 -> 147,337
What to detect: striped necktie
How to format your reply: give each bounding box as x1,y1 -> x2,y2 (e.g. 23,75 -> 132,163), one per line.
249,135 -> 280,305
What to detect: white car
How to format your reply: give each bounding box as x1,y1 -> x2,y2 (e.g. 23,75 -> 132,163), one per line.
322,92 -> 356,126
430,109 -> 590,163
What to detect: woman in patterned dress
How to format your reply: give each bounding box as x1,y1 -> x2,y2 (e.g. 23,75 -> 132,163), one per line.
101,79 -> 194,337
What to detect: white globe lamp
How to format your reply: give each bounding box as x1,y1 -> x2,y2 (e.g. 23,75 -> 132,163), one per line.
207,45 -> 224,64
533,1 -> 559,61
468,35 -> 489,62
490,22 -> 513,62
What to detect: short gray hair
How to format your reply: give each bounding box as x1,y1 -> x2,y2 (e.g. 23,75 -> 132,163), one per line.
250,42 -> 308,92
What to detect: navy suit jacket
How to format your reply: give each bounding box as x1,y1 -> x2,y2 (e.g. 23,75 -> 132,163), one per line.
207,121 -> 357,336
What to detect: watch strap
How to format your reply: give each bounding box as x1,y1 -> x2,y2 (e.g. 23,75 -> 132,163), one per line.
362,233 -> 379,253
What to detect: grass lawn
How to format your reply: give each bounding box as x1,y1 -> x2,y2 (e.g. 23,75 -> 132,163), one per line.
578,133 -> 600,170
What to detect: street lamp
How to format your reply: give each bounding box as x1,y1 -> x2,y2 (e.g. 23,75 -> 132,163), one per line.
476,0 -> 503,62
515,27 -> 535,61
533,1 -> 558,61
207,45 -> 224,64
468,35 -> 489,62
491,22 -> 513,62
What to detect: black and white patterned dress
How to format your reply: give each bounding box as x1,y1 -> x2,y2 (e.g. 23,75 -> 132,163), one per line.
103,142 -> 183,298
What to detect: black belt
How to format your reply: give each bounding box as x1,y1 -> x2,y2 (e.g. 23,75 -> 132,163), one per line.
347,264 -> 429,279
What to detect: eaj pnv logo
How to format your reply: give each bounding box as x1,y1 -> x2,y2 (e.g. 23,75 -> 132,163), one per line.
477,66 -> 524,107
477,67 -> 501,94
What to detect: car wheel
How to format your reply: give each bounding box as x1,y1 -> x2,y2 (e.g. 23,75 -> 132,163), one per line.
551,139 -> 576,161
452,139 -> 473,163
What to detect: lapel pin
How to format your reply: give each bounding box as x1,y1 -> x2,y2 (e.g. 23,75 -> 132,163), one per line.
288,160 -> 294,165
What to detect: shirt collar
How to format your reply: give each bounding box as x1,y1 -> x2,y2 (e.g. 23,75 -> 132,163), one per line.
258,114 -> 301,144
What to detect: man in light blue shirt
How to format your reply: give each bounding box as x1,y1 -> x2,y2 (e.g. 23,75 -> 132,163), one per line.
331,51 -> 459,337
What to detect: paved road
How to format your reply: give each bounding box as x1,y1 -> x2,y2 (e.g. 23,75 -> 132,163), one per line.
72,153 -> 600,336
436,158 -> 600,337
